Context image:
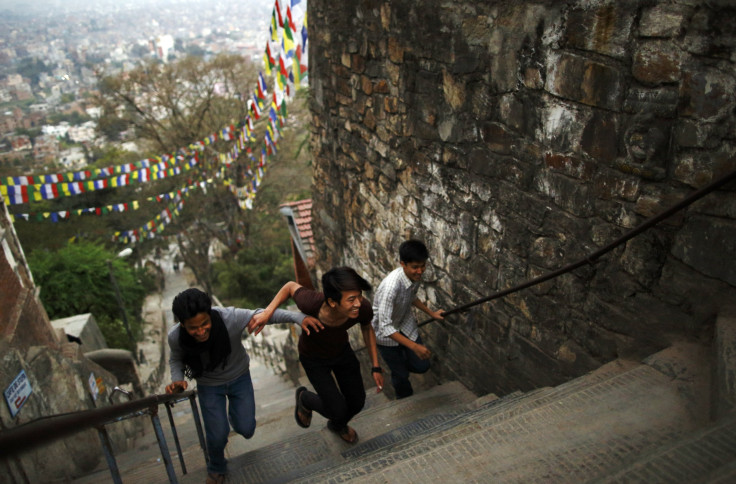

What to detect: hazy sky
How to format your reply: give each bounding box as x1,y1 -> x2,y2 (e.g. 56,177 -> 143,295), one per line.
0,0 -> 274,17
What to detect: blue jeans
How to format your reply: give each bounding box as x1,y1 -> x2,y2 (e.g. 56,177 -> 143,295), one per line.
196,371 -> 256,474
378,335 -> 430,399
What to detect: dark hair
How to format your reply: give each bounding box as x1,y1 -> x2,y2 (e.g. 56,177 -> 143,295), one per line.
172,288 -> 231,378
172,288 -> 212,322
322,266 -> 371,304
399,239 -> 429,263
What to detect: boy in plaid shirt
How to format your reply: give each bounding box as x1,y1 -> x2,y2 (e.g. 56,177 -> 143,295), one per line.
371,240 -> 444,398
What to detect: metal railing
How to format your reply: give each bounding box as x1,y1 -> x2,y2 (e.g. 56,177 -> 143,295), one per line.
3,169 -> 734,482
415,168 -> 736,326
0,389 -> 207,484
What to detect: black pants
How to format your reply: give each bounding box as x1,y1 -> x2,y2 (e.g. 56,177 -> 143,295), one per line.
377,334 -> 431,399
299,344 -> 366,430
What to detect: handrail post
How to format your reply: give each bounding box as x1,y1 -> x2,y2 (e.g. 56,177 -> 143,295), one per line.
188,392 -> 209,464
150,406 -> 178,483
97,426 -> 123,484
165,401 -> 187,475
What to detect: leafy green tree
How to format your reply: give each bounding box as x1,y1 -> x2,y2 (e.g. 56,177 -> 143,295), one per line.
14,127 -> 42,139
46,111 -> 91,126
211,91 -> 313,307
185,45 -> 207,58
213,243 -> 294,308
27,240 -> 154,350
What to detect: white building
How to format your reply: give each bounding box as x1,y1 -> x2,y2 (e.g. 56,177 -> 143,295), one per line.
154,35 -> 175,62
59,146 -> 87,169
42,122 -> 70,138
86,106 -> 102,119
68,121 -> 97,143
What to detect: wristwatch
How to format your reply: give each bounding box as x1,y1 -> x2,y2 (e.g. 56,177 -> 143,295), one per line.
371,367 -> 383,373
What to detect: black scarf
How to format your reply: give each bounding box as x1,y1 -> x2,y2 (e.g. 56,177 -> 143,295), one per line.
178,309 -> 231,379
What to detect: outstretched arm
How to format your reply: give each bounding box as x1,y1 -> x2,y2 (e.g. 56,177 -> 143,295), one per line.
248,281 -> 305,334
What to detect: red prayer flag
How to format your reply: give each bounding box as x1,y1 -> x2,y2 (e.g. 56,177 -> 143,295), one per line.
274,0 -> 284,27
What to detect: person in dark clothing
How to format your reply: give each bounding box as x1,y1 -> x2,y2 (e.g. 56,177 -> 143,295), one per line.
249,267 -> 384,444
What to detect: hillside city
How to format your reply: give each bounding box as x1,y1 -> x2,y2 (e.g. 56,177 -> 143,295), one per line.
0,0 -> 273,174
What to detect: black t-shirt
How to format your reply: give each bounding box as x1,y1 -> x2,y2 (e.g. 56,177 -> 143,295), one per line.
293,287 -> 373,359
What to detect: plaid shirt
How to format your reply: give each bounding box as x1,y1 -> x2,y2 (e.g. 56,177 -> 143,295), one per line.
371,267 -> 420,346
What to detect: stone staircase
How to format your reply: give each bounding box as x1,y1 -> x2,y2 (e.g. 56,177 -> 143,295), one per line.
71,334 -> 736,484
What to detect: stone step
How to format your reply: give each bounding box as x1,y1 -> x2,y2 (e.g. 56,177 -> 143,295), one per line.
589,412 -> 736,484
358,358 -> 639,461
291,359 -> 696,483
72,346 -> 709,484
182,360 -> 664,484
234,358 -> 639,484
694,459 -> 736,484
220,380 -> 478,484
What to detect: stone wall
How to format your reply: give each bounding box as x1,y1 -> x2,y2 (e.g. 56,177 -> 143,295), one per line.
308,0 -> 736,396
0,196 -> 142,482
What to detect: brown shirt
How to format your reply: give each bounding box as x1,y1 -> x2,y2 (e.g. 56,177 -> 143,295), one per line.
293,287 -> 373,359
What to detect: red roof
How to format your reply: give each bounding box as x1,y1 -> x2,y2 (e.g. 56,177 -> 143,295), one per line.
280,198 -> 314,260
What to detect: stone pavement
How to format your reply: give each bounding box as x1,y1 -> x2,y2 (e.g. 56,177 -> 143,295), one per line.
114,340 -> 735,484
71,249 -> 317,484
137,250 -> 194,395
69,254 -> 736,483
71,338 -> 736,484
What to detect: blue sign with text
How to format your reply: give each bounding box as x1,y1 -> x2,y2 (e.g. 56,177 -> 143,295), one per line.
4,369 -> 32,418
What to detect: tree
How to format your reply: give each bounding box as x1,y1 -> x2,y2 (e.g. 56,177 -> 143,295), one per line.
93,54 -> 260,291
211,90 -> 314,307
95,54 -> 256,154
46,111 -> 91,125
26,240 -> 155,351
213,244 -> 293,308
11,54 -> 313,308
16,58 -> 47,86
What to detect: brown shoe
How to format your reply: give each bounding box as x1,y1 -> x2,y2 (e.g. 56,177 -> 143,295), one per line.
205,473 -> 225,484
294,386 -> 312,428
328,422 -> 358,444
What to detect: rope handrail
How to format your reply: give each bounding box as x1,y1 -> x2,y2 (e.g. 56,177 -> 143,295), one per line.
418,168 -> 736,326
0,389 -> 196,457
